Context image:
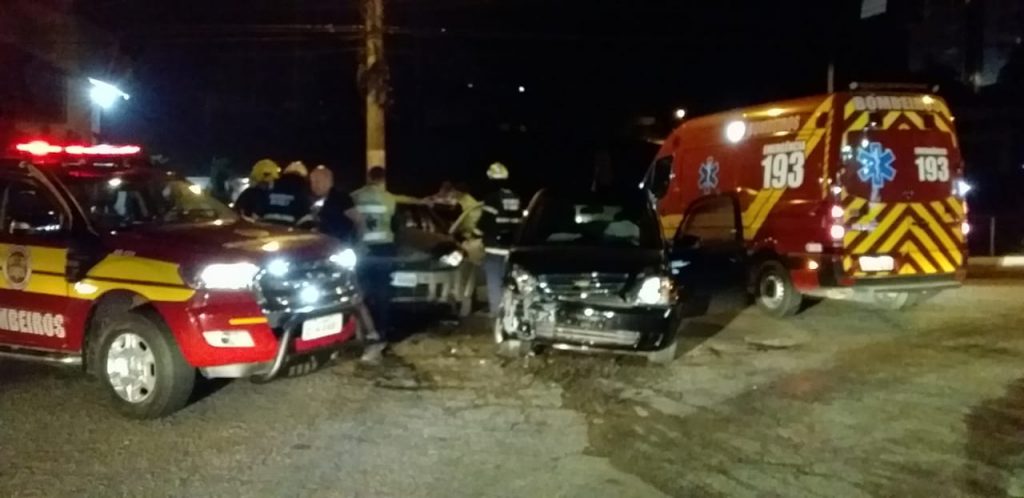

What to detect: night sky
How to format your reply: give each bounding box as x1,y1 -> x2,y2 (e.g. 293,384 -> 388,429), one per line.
74,0 -> 949,195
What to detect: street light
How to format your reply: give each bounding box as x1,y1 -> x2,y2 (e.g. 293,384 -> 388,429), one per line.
88,78 -> 130,110
673,108 -> 687,120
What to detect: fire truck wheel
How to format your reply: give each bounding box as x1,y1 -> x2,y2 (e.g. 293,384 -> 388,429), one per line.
94,311 -> 196,419
755,261 -> 803,317
871,291 -> 918,311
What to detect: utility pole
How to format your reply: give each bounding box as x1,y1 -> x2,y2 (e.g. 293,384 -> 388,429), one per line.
361,0 -> 388,175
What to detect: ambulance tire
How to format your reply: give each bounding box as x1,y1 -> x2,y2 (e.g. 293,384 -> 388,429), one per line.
755,261 -> 803,317
94,311 -> 196,419
871,291 -> 919,311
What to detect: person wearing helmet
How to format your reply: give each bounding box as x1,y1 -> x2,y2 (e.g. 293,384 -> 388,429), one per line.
261,161 -> 312,226
478,161 -> 523,316
234,158 -> 280,220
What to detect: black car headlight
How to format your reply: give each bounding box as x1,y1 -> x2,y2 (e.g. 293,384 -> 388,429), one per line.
632,275 -> 672,306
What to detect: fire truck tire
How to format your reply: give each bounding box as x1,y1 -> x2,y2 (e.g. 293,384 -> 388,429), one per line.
755,261 -> 803,317
94,311 -> 196,419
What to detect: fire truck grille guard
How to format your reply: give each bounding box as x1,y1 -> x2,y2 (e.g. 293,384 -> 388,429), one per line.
253,260 -> 359,329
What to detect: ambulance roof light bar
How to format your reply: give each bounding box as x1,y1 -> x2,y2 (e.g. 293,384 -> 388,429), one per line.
13,141 -> 141,157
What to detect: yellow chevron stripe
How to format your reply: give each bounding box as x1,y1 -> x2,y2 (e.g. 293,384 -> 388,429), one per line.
933,100 -> 954,121
848,112 -> 870,132
858,201 -> 887,225
909,226 -> 955,272
748,189 -> 786,237
845,198 -> 867,223
742,190 -> 771,228
852,204 -> 907,254
945,197 -> 965,218
910,204 -> 960,258
930,201 -> 955,223
875,212 -> 913,254
660,214 -> 682,239
844,99 -> 859,119
903,242 -> 937,274
843,256 -> 854,271
904,111 -> 925,129
898,253 -> 918,274
882,111 -> 901,129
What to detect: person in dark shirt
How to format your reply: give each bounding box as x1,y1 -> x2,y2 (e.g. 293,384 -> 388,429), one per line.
309,165 -> 361,243
261,161 -> 311,226
234,159 -> 280,220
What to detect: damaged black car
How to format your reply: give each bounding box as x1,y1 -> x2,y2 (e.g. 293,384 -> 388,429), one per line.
494,188 -> 678,363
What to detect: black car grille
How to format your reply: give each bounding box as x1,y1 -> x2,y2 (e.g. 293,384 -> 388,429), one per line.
538,273 -> 633,300
254,260 -> 358,318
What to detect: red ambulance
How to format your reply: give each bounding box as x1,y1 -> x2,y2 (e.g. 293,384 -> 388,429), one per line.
648,90 -> 968,316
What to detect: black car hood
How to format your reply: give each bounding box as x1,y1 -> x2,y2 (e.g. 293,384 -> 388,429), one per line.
509,246 -> 663,275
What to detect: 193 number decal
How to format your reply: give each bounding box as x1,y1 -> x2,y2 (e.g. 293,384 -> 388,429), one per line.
761,152 -> 805,189
915,155 -> 950,182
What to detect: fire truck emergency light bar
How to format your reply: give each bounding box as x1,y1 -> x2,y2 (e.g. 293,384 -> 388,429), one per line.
15,141 -> 141,157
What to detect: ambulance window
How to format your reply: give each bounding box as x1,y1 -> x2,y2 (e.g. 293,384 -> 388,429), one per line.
678,196 -> 737,245
2,179 -> 65,236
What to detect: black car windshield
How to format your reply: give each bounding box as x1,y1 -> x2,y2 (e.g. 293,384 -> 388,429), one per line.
519,192 -> 661,248
60,171 -> 237,229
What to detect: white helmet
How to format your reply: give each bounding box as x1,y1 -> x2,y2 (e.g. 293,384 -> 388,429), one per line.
486,161 -> 509,180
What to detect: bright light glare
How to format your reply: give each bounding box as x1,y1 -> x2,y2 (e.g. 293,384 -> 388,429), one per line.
266,258 -> 290,277
15,141 -> 63,156
807,260 -> 820,271
830,205 -> 845,219
261,241 -> 281,252
725,121 -> 747,143
517,85 -> 526,93
88,78 -> 130,109
673,108 -> 687,120
922,95 -> 935,105
636,276 -> 668,305
955,179 -> 972,197
188,184 -> 203,195
299,286 -> 322,304
107,177 -> 123,188
440,250 -> 464,268
961,221 -> 971,236
199,263 -> 260,290
830,224 -> 846,241
329,248 -> 358,270
65,144 -> 140,155
766,107 -> 785,117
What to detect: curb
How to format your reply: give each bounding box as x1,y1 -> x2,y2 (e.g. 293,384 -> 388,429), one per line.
969,256 -> 1024,268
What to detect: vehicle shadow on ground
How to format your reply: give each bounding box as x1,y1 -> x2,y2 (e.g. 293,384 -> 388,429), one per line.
963,377 -> 1024,496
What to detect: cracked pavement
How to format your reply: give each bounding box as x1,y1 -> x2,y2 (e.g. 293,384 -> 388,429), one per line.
2,278 -> 1024,497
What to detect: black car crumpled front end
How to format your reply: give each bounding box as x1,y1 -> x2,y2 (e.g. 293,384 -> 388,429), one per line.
499,259 -> 676,357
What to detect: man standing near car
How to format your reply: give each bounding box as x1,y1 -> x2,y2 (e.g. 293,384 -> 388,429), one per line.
350,166 -> 421,362
262,161 -> 311,226
477,162 -> 523,316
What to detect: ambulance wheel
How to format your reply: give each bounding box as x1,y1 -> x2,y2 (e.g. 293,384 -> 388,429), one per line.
95,311 -> 195,419
755,261 -> 802,317
871,291 -> 918,311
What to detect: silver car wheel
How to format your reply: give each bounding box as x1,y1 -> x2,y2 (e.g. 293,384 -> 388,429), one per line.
106,332 -> 158,404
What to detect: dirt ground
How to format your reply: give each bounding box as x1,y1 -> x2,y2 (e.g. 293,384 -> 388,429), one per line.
2,278 -> 1024,497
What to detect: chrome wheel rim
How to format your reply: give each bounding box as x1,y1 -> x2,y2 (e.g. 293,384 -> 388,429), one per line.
760,274 -> 785,309
106,333 -> 157,404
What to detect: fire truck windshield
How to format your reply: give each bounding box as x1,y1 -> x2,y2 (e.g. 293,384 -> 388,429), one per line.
60,171 -> 238,229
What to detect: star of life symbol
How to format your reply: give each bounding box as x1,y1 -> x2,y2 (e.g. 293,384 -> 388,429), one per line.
698,157 -> 719,194
856,141 -> 896,202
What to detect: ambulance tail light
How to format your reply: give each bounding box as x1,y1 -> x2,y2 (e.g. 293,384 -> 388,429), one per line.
830,205 -> 845,220
829,224 -> 846,242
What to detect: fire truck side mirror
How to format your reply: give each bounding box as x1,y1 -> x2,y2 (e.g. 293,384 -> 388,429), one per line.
648,156 -> 673,199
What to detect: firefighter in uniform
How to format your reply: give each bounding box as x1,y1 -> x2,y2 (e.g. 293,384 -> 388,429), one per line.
350,166 -> 421,362
477,162 -> 523,316
234,159 -> 280,220
261,161 -> 311,226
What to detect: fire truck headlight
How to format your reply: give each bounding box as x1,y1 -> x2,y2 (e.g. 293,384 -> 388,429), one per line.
299,285 -> 322,305
329,248 -> 358,270
266,258 -> 290,277
725,121 -> 747,143
829,224 -> 846,241
198,263 -> 260,290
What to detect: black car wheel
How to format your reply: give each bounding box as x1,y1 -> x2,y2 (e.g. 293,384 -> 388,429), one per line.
93,311 -> 196,419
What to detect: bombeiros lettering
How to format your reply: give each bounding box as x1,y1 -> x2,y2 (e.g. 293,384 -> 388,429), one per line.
0,307 -> 66,338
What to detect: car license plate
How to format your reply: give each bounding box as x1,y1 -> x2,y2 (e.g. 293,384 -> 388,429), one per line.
859,255 -> 895,272
391,272 -> 418,288
301,313 -> 343,341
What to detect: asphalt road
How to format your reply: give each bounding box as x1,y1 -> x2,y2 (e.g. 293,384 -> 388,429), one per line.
2,279 -> 1024,497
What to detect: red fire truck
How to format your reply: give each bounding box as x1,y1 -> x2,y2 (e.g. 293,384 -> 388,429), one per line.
649,90 -> 968,316
0,141 -> 361,418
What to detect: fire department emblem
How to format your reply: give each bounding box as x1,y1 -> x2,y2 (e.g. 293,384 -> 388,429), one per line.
856,142 -> 896,202
698,157 -> 720,194
3,246 -> 31,290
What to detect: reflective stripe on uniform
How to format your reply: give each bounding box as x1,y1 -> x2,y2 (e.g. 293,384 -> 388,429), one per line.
484,247 -> 510,256
495,217 -> 522,224
357,205 -> 387,214
481,206 -> 499,214
363,232 -> 390,242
